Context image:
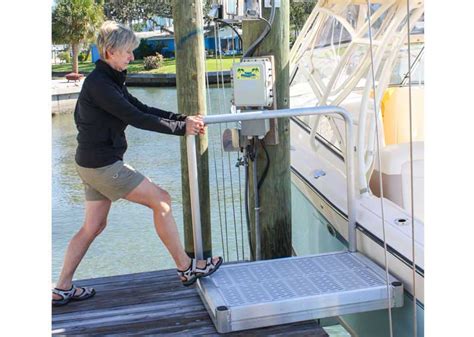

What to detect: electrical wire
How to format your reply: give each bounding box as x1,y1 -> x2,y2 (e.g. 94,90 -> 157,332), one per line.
258,16 -> 273,33
243,0 -> 276,58
258,139 -> 270,190
244,145 -> 255,260
214,18 -> 243,50
241,1 -> 277,260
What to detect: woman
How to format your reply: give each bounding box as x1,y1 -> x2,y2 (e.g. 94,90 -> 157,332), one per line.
52,21 -> 222,306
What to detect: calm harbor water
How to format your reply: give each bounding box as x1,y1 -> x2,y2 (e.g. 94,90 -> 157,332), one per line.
52,86 -> 339,281
51,85 -> 423,337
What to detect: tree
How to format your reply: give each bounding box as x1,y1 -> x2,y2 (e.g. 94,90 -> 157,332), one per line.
104,0 -> 172,28
290,0 -> 317,46
52,0 -> 105,73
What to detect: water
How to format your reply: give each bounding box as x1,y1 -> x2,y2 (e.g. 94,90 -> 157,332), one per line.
51,87 -> 198,278
52,86 -> 420,336
52,85 -> 343,281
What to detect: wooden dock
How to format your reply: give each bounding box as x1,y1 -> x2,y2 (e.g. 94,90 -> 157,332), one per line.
52,267 -> 329,336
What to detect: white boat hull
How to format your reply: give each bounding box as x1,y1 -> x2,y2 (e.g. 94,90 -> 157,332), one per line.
290,119 -> 424,306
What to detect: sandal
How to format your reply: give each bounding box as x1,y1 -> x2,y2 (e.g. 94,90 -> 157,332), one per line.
177,257 -> 223,287
177,259 -> 198,287
52,285 -> 96,307
71,286 -> 96,302
194,257 -> 223,279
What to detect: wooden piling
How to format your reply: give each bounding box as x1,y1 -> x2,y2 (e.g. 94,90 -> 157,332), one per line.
173,0 -> 212,258
243,1 -> 292,259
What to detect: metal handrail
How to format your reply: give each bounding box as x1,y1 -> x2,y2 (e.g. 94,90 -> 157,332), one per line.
186,106 -> 357,260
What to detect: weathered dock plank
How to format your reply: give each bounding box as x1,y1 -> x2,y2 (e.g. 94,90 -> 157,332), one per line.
52,268 -> 328,336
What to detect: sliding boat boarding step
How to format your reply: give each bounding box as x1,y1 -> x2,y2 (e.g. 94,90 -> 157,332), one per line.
197,251 -> 404,333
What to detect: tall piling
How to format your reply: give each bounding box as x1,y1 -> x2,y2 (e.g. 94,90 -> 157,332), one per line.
173,0 -> 212,258
243,1 -> 292,259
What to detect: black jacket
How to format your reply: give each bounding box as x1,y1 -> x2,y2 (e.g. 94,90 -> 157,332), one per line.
74,59 -> 187,168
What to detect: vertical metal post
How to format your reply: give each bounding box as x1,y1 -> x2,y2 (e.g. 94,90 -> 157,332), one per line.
344,118 -> 357,252
252,139 -> 261,260
186,135 -> 204,260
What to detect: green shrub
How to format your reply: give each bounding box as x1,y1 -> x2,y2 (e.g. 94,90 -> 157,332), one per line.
78,50 -> 92,62
143,53 -> 164,70
58,51 -> 71,63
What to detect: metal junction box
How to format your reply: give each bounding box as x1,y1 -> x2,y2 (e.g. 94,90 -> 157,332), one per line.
232,57 -> 274,137
232,57 -> 274,108
222,0 -> 262,20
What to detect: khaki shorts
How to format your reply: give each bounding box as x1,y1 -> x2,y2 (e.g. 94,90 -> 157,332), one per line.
76,161 -> 145,201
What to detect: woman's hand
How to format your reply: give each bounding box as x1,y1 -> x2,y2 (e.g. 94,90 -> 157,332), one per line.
185,115 -> 206,136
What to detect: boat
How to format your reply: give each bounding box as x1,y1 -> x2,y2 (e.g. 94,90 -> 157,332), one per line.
288,0 -> 424,335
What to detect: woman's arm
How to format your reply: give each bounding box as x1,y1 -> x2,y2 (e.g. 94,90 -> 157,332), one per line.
124,86 -> 187,121
88,80 -> 187,135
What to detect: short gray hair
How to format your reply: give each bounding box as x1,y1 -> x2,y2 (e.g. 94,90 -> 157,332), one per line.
96,21 -> 140,60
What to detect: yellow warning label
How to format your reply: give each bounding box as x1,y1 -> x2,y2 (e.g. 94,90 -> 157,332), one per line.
236,66 -> 261,80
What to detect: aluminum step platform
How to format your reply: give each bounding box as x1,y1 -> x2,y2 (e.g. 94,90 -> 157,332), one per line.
197,251 -> 404,333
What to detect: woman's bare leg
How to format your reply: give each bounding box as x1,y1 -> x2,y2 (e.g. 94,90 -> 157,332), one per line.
53,199 -> 111,299
124,178 -> 219,272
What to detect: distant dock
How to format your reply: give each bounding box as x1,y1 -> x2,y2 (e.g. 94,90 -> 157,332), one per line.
51,79 -> 82,115
51,72 -> 231,115
125,71 -> 231,87
52,267 -> 328,335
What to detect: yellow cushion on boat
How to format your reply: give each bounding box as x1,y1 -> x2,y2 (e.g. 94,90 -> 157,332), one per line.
381,86 -> 424,145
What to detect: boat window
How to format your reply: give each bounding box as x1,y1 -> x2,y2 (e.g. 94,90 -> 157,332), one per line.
390,43 -> 424,86
290,4 -> 424,158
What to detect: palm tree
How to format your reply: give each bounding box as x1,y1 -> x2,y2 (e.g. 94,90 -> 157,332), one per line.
52,0 -> 104,73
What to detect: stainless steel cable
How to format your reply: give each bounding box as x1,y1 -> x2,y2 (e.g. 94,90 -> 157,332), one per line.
366,2 -> 394,336
217,34 -> 240,262
214,23 -> 230,261
205,62 -> 226,262
406,1 -> 418,335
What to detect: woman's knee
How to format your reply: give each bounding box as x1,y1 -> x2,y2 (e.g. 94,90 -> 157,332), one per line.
159,187 -> 172,206
151,185 -> 172,214
82,200 -> 111,239
82,220 -> 107,239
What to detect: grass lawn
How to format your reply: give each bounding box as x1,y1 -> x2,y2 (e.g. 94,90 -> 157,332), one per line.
52,56 -> 240,74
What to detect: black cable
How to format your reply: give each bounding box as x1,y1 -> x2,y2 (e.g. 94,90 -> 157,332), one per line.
258,16 -> 272,32
243,17 -> 271,58
244,145 -> 255,260
242,1 -> 276,58
205,1 -> 275,59
257,139 -> 270,190
214,18 -> 243,50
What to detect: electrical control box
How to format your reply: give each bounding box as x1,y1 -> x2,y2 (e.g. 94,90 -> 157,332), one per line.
220,0 -> 262,21
232,57 -> 274,108
208,1 -> 279,21
232,56 -> 274,137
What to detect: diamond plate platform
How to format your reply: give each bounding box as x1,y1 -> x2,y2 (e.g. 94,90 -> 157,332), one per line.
197,251 -> 404,333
